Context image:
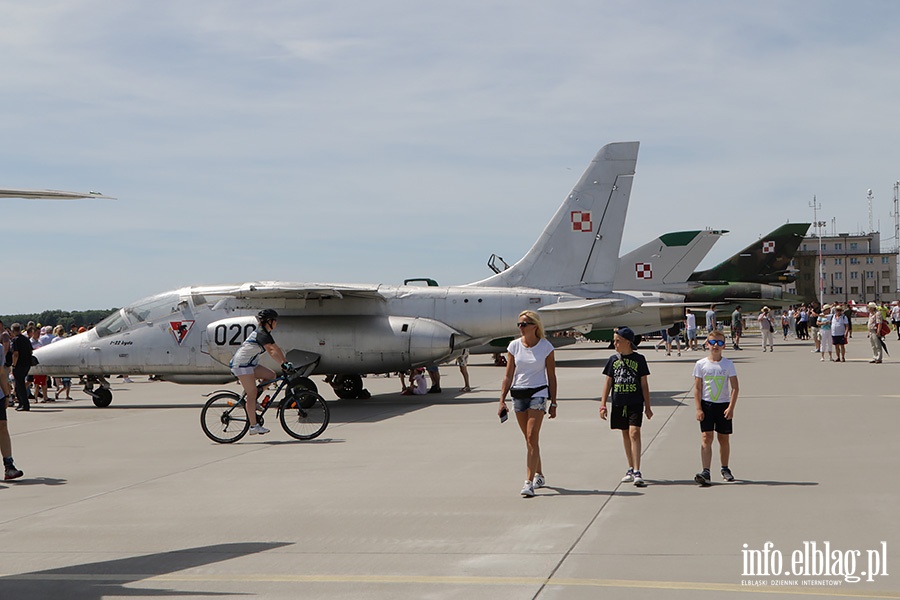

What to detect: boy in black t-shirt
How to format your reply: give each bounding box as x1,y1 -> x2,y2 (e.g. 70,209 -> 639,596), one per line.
600,327 -> 652,487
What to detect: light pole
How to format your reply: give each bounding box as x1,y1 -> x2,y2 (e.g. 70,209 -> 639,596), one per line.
810,197 -> 824,306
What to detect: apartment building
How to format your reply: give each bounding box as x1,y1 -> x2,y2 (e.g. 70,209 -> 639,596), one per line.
791,231 -> 898,304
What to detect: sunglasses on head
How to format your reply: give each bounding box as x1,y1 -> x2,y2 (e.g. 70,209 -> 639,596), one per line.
516,321 -> 533,328
707,339 -> 726,346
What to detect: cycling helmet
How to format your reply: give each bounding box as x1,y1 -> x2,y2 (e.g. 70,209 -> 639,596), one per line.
257,308 -> 279,322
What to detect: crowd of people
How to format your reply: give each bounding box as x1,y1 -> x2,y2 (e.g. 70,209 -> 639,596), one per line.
648,300 -> 896,366
1,320 -> 91,480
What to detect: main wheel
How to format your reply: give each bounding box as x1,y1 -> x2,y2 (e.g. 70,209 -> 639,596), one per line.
200,392 -> 249,443
92,387 -> 113,408
331,374 -> 363,399
279,392 -> 330,440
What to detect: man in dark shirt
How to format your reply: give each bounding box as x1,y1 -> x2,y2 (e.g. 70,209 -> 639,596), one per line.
10,324 -> 33,411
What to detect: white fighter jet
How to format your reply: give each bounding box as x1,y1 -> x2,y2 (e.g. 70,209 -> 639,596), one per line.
33,142 -> 643,406
0,189 -> 114,200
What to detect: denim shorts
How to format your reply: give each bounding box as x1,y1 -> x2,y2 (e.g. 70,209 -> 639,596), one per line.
514,397 -> 547,412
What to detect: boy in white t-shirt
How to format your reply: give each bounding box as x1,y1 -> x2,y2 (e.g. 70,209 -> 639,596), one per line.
692,330 -> 739,485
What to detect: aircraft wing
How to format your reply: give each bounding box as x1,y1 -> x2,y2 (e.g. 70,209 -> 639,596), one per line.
0,188 -> 114,200
537,298 -> 634,325
197,282 -> 385,301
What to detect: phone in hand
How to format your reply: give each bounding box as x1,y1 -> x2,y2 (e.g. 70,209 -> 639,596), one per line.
499,406 -> 509,423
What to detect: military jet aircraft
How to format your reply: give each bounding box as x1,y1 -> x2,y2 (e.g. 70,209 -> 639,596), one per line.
0,188 -> 114,200
34,142 -> 644,406
579,223 -> 809,340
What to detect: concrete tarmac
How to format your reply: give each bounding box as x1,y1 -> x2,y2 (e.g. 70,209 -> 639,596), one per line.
1,332 -> 898,599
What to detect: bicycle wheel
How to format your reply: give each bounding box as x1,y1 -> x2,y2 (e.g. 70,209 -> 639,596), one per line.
201,392 -> 249,443
279,391 -> 330,440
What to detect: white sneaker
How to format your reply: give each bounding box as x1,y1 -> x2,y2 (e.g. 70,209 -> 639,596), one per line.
248,424 -> 270,435
621,468 -> 635,483
520,480 -> 535,497
533,473 -> 545,489
633,471 -> 646,487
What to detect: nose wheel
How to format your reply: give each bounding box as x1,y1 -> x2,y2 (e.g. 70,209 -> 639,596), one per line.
84,377 -> 113,407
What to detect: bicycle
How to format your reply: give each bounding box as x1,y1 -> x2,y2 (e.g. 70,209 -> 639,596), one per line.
200,370 -> 330,443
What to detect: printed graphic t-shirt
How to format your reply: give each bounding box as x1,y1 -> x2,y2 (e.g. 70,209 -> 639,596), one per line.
693,356 -> 737,404
602,351 -> 650,406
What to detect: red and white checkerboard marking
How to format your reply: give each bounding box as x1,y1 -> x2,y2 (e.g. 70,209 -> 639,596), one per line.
635,262 -> 653,279
762,240 -> 775,254
570,210 -> 592,232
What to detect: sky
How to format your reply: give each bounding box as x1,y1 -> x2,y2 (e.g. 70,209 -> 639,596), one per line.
2,1 -> 900,314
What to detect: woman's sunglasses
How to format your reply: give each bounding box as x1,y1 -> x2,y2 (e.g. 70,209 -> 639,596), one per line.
517,321 -> 534,328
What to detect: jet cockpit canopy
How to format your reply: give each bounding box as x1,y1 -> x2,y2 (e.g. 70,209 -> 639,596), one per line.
94,291 -> 183,338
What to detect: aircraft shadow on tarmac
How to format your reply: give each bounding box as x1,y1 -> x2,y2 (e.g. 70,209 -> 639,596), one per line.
0,541 -> 291,600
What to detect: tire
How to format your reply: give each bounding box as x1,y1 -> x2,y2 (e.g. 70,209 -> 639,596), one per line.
279,391 -> 330,440
92,387 -> 113,408
200,392 -> 249,443
331,374 -> 363,399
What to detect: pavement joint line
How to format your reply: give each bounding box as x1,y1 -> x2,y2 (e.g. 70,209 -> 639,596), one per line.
1,572 -> 898,597
533,387 -> 692,599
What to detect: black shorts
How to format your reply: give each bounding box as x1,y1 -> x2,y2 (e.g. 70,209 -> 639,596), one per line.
832,334 -> 846,346
610,404 -> 643,430
0,399 -> 6,422
699,401 -> 733,434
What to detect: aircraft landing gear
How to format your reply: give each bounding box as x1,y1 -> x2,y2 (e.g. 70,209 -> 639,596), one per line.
325,374 -> 371,400
83,376 -> 113,407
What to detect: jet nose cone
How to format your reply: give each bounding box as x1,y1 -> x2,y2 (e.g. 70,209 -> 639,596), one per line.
32,336 -> 86,376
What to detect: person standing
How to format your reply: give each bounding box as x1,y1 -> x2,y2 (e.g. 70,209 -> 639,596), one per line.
809,306 -> 820,353
867,302 -> 884,364
818,305 -> 834,362
693,330 -> 740,485
499,310 -> 557,497
831,306 -> 849,363
730,306 -> 743,350
891,302 -> 900,341
456,349 -> 471,392
0,391 -> 24,480
29,327 -> 48,403
685,308 -> 698,351
705,304 -> 717,334
599,327 -> 652,487
757,307 -> 775,352
0,321 -> 11,405
10,324 -> 33,411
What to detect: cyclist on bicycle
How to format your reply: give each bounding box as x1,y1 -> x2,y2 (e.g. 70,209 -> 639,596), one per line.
230,309 -> 292,435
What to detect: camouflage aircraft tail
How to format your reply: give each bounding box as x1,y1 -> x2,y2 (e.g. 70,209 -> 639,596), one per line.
688,223 -> 810,284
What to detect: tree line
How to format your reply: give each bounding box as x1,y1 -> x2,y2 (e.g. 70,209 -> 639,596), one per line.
0,309 -> 118,330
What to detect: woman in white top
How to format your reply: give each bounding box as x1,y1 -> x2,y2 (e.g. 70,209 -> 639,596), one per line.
499,310 -> 557,497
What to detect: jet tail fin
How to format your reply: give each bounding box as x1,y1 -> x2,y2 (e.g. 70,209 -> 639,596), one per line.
614,229 -> 726,290
468,141 -> 639,292
689,223 -> 811,284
